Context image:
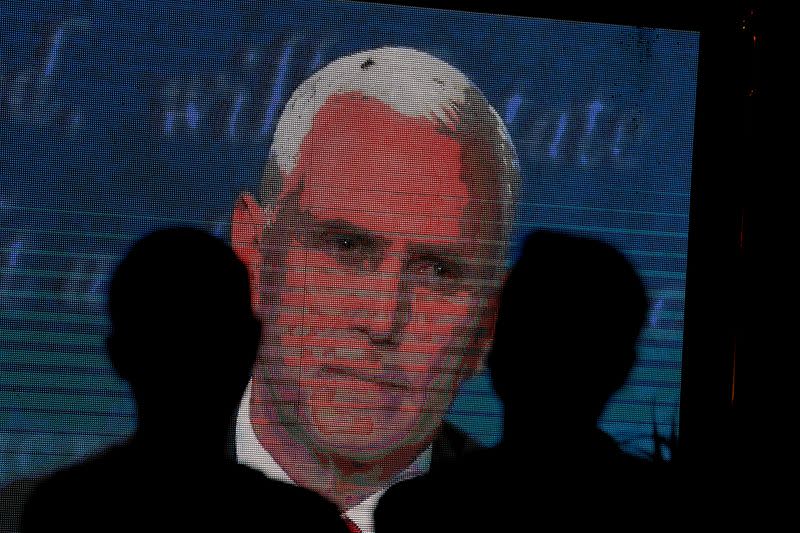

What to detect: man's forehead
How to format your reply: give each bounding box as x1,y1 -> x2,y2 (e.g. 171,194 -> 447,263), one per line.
289,93 -> 474,243
293,93 -> 463,184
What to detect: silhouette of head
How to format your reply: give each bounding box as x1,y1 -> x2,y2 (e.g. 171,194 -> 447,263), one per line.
489,231 -> 648,430
107,228 -> 260,440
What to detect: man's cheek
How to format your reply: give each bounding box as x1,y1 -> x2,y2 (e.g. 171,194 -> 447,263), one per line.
398,295 -> 475,383
411,294 -> 473,343
416,287 -> 472,316
259,353 -> 300,407
286,250 -> 359,328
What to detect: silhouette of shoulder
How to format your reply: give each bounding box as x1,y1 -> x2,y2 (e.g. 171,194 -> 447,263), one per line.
23,444 -> 347,532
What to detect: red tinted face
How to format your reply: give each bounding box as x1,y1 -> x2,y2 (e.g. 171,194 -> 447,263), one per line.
242,94 -> 496,462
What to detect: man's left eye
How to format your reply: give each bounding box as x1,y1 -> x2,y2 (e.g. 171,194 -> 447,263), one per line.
431,262 -> 452,277
411,258 -> 464,293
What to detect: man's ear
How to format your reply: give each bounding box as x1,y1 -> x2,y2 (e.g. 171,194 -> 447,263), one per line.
231,193 -> 268,311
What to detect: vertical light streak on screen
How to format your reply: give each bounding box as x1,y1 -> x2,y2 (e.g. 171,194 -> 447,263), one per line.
7,238 -> 23,269
548,112 -> 568,159
586,99 -> 603,134
43,26 -> 65,79
579,100 -> 603,166
650,297 -> 665,327
260,44 -> 294,135
504,92 -> 523,125
612,122 -> 624,157
88,265 -> 105,299
228,92 -> 245,137
308,48 -> 324,74
164,110 -> 176,134
186,101 -> 200,130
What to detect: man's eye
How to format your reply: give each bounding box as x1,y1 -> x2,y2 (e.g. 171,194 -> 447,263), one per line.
431,262 -> 452,277
333,235 -> 356,250
321,233 -> 370,268
411,258 -> 464,294
327,233 -> 361,252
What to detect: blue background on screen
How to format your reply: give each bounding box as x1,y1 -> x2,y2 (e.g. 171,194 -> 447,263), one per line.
1,0 -> 698,484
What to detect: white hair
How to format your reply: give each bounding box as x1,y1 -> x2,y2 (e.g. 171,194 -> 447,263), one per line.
265,46 -> 520,256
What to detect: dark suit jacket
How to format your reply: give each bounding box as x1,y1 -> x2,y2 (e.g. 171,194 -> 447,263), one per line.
18,443 -> 349,533
1,422 -> 485,533
376,429 -> 659,533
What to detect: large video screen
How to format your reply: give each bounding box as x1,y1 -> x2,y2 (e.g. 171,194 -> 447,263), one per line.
1,0 -> 698,527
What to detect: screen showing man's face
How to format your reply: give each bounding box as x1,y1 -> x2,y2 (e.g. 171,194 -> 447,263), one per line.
2,2 -> 700,520
251,93 -> 494,462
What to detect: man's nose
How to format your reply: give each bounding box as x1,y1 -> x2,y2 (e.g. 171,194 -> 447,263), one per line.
353,254 -> 409,346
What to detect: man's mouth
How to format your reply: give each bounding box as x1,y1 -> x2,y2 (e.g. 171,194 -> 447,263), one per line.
320,361 -> 409,391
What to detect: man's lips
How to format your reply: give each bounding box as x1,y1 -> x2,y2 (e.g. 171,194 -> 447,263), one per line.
319,359 -> 410,391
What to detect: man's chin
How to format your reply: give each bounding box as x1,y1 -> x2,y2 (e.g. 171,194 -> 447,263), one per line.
297,409 -> 427,466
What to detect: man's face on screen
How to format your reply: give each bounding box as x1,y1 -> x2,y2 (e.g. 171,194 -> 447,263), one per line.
246,94 -> 497,462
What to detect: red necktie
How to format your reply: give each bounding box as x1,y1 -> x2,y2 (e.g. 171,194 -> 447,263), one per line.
342,516 -> 362,533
